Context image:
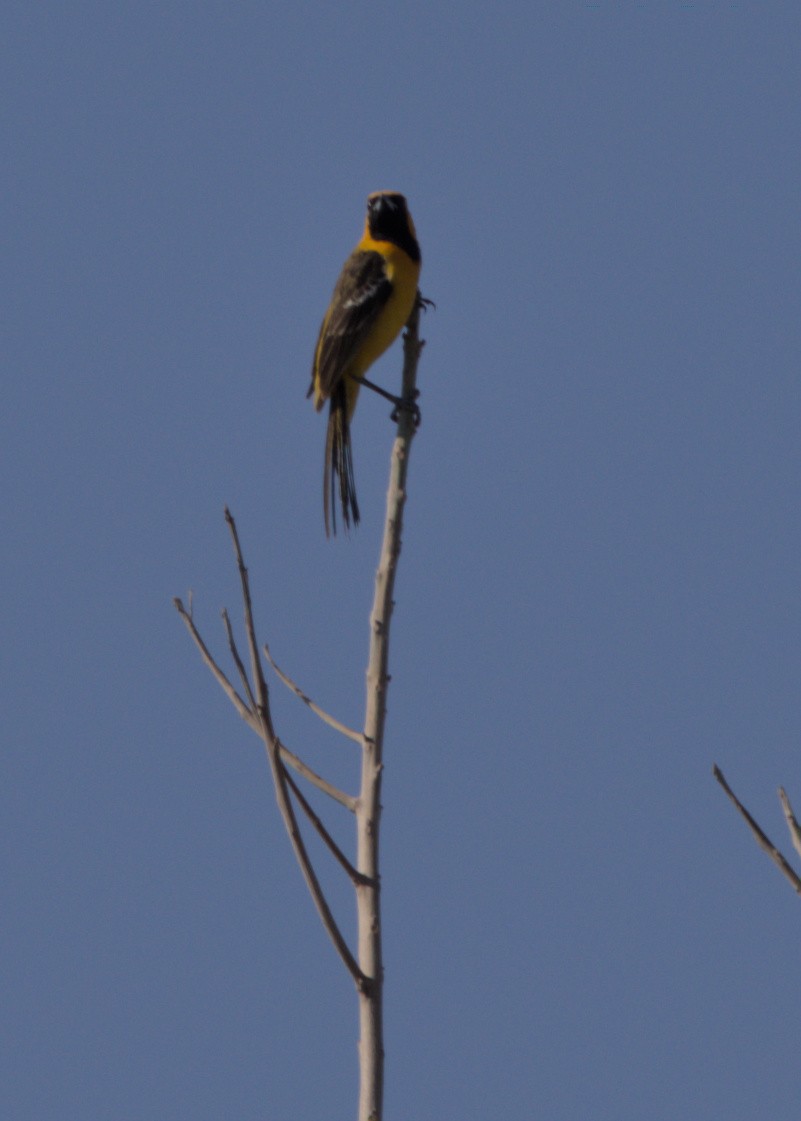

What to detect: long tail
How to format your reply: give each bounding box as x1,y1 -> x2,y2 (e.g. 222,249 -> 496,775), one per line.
324,383 -> 360,537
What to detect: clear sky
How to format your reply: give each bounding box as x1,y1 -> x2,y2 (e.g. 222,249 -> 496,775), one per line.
4,3 -> 800,1118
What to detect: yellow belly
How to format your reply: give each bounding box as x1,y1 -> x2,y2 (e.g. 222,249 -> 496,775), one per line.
344,241 -> 420,421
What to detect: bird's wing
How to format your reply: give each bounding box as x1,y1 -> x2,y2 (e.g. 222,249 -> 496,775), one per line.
313,249 -> 393,400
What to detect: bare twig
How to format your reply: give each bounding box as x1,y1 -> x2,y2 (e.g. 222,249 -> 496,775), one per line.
263,643 -> 363,745
278,740 -> 357,811
270,741 -> 366,986
176,599 -> 355,809
224,508 -> 366,986
222,608 -> 257,712
174,596 -> 259,734
713,765 -> 801,895
778,787 -> 801,862
225,508 -> 268,728
283,764 -> 368,885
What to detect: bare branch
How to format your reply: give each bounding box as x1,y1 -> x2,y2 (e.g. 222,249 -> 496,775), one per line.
177,595 -> 354,809
778,787 -> 801,861
225,508 -> 272,733
263,643 -> 363,745
356,300 -> 425,1121
224,507 -> 366,986
278,739 -> 357,812
173,596 -> 259,734
713,765 -> 801,895
283,764 -> 369,885
177,291 -> 427,1121
271,751 -> 366,985
222,608 -> 256,712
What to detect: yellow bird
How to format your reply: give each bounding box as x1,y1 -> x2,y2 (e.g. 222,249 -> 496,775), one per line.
309,191 -> 421,536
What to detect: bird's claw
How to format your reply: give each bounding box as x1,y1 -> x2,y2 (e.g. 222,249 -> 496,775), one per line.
390,389 -> 421,428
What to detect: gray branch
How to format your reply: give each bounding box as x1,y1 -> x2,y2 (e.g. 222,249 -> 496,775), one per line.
175,300 -> 426,1121
356,300 -> 425,1121
713,764 -> 801,895
223,508 -> 365,985
263,643 -> 363,745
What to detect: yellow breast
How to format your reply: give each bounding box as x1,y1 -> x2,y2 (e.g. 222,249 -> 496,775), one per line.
349,238 -> 420,380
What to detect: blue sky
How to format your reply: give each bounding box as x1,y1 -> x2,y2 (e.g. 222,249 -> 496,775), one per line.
4,4 -> 801,1118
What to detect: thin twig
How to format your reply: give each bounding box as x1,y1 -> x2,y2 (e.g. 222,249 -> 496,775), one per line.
225,507 -> 366,986
225,508 -> 268,731
272,740 -> 366,986
263,643 -> 363,745
278,739 -> 357,812
778,787 -> 801,862
176,597 -> 354,809
222,608 -> 257,712
174,597 -> 259,734
283,763 -> 369,885
713,765 -> 801,895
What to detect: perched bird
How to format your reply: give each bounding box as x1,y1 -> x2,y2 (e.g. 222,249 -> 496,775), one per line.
308,191 -> 421,536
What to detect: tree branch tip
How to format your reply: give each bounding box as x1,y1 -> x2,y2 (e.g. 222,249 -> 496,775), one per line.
174,595 -> 194,621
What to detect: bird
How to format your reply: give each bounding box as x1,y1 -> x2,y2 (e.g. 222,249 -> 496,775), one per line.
308,191 -> 421,536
